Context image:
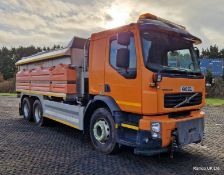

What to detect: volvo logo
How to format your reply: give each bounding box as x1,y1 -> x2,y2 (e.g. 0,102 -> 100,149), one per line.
174,93 -> 199,108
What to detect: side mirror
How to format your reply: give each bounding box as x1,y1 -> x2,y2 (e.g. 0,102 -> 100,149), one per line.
116,48 -> 130,69
194,47 -> 200,58
118,32 -> 131,46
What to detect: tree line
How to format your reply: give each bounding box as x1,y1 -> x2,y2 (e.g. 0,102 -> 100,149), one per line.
0,45 -> 63,80
201,45 -> 224,58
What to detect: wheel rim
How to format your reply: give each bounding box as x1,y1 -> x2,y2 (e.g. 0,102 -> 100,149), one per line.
34,105 -> 41,123
23,103 -> 29,118
93,119 -> 110,144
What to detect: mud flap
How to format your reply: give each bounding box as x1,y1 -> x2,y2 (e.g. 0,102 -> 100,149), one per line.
177,118 -> 204,146
19,102 -> 22,115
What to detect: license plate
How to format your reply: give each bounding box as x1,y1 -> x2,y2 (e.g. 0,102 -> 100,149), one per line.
181,86 -> 194,92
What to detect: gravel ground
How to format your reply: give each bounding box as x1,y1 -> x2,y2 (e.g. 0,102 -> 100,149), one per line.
0,96 -> 223,175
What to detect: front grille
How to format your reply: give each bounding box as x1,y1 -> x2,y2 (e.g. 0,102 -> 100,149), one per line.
164,93 -> 202,108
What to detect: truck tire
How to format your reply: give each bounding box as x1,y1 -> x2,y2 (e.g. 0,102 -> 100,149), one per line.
22,97 -> 33,121
90,108 -> 119,154
33,100 -> 44,126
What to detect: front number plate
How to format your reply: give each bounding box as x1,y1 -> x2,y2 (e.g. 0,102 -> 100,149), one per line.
181,86 -> 194,92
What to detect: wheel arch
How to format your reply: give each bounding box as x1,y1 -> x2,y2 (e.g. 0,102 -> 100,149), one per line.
83,95 -> 121,132
21,94 -> 28,104
21,94 -> 41,104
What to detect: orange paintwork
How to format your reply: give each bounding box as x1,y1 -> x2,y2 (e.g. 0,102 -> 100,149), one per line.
139,13 -> 157,20
31,83 -> 51,92
16,70 -> 31,81
88,36 -> 107,95
30,67 -> 52,81
51,64 -> 76,81
16,70 -> 31,90
141,66 -> 205,115
157,77 -> 205,113
16,82 -> 30,90
51,84 -> 76,94
139,110 -> 205,147
104,27 -> 142,114
89,25 -> 142,114
16,64 -> 77,94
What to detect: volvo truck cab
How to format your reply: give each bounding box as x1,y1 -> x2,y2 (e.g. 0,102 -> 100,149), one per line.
88,13 -> 205,155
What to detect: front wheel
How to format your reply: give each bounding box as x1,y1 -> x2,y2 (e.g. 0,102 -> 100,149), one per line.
90,108 -> 119,154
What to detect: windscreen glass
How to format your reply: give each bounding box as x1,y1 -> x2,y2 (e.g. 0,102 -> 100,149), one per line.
141,30 -> 201,73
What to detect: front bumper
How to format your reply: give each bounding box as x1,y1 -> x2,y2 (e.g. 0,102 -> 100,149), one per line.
116,110 -> 205,156
139,110 -> 205,147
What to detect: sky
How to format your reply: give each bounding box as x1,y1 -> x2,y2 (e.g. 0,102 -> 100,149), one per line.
0,0 -> 223,50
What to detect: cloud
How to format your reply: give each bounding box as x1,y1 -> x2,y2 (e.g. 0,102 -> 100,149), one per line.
0,0 -> 223,49
0,12 -> 47,31
0,0 -> 114,47
104,14 -> 113,22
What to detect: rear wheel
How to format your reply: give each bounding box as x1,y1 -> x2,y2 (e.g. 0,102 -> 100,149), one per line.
22,97 -> 33,121
33,100 -> 44,126
90,108 -> 119,154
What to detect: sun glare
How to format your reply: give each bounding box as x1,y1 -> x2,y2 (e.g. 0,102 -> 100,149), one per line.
104,5 -> 130,29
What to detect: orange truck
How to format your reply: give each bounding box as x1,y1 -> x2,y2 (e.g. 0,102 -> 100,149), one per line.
15,13 -> 205,156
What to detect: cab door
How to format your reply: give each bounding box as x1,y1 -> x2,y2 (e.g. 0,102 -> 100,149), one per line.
104,30 -> 142,114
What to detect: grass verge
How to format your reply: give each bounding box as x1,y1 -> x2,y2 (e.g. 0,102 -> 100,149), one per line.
206,98 -> 224,106
0,93 -> 16,96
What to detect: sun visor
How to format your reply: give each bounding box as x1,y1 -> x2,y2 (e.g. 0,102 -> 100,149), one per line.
139,21 -> 202,45
138,13 -> 202,45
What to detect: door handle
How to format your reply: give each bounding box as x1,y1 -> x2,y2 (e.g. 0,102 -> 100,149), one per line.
104,84 -> 111,92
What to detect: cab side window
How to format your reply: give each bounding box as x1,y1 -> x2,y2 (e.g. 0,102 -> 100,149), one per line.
109,32 -> 137,79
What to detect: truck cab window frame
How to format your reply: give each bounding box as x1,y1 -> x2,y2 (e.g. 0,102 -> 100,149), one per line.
140,30 -> 201,76
109,32 -> 137,79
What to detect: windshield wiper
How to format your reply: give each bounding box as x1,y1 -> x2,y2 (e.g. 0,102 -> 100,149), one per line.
158,66 -> 187,74
147,63 -> 202,77
158,67 -> 172,74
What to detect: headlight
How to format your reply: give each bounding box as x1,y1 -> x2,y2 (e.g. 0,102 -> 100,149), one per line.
151,122 -> 160,132
151,122 -> 161,139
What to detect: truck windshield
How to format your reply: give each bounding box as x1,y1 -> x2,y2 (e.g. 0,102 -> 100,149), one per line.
140,30 -> 201,74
